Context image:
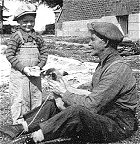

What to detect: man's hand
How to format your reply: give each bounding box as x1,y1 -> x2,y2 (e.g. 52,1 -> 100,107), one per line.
55,97 -> 66,110
17,118 -> 28,132
31,129 -> 44,143
23,67 -> 31,76
49,77 -> 91,97
48,78 -> 67,96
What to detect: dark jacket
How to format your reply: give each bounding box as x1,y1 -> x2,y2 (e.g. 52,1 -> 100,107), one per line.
62,48 -> 138,113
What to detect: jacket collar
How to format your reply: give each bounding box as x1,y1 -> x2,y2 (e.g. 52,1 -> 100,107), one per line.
18,28 -> 36,42
99,47 -> 121,67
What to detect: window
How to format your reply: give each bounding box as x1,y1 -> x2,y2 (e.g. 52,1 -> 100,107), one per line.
116,15 -> 128,35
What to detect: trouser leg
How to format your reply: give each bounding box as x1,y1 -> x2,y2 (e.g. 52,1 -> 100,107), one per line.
39,105 -> 101,142
0,99 -> 59,139
39,105 -> 136,143
23,99 -> 60,132
9,69 -> 23,124
29,77 -> 42,110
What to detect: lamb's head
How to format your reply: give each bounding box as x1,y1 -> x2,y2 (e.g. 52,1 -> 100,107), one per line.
42,68 -> 68,81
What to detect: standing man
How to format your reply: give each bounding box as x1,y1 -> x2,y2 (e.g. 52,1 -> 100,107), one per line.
1,22 -> 139,144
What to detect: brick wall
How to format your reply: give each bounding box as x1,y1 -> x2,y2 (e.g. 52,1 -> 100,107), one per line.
59,0 -> 102,22
59,0 -> 140,22
104,0 -> 140,16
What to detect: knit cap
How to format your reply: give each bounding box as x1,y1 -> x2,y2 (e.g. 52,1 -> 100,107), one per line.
87,22 -> 124,43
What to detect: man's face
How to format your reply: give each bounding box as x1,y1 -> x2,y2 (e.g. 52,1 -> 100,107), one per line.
88,31 -> 107,57
18,15 -> 35,32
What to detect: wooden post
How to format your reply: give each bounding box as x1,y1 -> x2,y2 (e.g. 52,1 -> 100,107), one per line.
0,0 -> 4,44
54,8 -> 62,37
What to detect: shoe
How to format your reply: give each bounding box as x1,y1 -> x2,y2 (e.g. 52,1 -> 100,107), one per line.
0,130 -> 13,143
0,124 -> 24,139
8,133 -> 35,144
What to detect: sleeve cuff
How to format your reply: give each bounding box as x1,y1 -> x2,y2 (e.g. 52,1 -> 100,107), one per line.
37,61 -> 46,69
61,91 -> 72,101
15,64 -> 25,72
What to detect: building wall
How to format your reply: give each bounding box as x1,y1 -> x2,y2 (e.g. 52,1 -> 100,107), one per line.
56,13 -> 140,40
56,16 -> 123,37
128,13 -> 140,40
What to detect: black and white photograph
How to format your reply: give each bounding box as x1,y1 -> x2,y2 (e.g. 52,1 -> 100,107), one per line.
0,0 -> 140,143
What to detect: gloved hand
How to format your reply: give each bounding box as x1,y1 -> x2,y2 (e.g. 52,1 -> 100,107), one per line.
31,129 -> 44,143
23,67 -> 31,76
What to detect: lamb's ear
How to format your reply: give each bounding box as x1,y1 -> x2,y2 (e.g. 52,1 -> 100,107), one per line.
63,71 -> 68,76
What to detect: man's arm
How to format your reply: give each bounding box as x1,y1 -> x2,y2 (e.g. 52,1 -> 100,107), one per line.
77,81 -> 92,91
61,63 -> 128,111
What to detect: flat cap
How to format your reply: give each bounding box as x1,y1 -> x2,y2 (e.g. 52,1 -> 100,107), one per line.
13,3 -> 37,21
87,22 -> 124,43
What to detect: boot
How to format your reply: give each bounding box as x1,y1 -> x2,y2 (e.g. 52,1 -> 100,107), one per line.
8,133 -> 35,144
0,124 -> 24,139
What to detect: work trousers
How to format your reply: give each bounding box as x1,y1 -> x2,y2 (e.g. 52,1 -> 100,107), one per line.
23,100 -> 138,143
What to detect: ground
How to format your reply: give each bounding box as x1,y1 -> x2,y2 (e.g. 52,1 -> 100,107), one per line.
0,35 -> 140,144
